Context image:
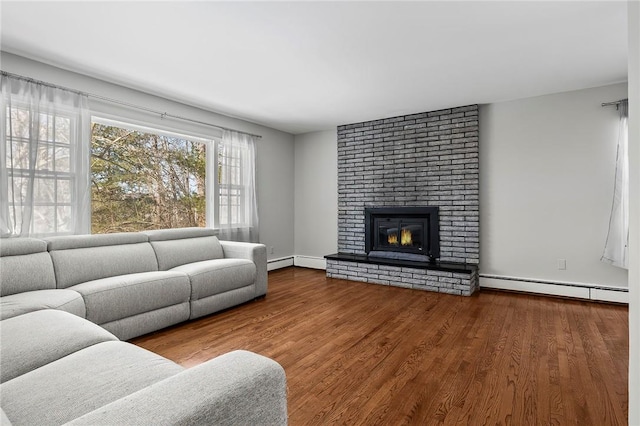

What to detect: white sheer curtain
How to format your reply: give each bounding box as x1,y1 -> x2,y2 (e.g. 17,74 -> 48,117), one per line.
602,100 -> 629,269
0,75 -> 91,237
216,130 -> 259,242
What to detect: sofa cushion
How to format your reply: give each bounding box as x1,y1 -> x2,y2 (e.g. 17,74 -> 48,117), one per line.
45,233 -> 159,289
66,350 -> 288,426
0,237 -> 47,257
143,226 -> 216,242
100,303 -> 190,341
45,232 -> 148,251
0,289 -> 85,320
0,238 -> 56,296
69,271 -> 190,325
0,341 -> 183,425
143,228 -> 224,270
190,286 -> 257,321
0,310 -> 118,383
172,258 -> 257,300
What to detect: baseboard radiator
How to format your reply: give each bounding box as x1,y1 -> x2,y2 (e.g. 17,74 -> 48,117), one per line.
480,274 -> 628,304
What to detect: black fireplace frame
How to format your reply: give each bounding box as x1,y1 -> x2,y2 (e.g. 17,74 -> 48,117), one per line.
365,207 -> 440,262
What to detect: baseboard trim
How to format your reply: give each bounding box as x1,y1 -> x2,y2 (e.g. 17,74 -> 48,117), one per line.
590,288 -> 629,304
294,255 -> 327,270
267,256 -> 294,271
480,274 -> 628,303
267,256 -> 328,271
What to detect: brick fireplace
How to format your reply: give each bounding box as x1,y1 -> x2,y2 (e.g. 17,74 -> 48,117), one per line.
325,105 -> 480,295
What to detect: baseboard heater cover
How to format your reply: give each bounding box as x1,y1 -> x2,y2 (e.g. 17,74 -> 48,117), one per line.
267,256 -> 329,271
480,274 -> 628,303
267,257 -> 294,271
294,256 -> 327,270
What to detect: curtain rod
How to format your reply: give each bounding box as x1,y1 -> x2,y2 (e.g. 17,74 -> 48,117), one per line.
601,98 -> 628,107
0,70 -> 262,139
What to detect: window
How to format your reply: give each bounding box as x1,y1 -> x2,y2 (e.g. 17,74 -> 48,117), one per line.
90,121 -> 257,235
217,142 -> 246,227
2,104 -> 88,237
214,130 -> 258,241
2,75 -> 91,238
91,120 -> 207,233
2,71 -> 256,239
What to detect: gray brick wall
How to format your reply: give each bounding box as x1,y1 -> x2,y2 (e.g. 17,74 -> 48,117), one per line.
326,260 -> 479,296
336,105 -> 479,264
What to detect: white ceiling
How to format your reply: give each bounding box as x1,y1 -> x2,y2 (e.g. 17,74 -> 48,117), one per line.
0,1 -> 628,135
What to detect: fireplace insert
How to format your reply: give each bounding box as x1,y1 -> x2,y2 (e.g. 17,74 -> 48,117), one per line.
365,207 -> 439,262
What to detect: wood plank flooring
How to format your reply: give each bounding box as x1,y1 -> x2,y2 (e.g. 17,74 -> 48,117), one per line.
131,267 -> 629,425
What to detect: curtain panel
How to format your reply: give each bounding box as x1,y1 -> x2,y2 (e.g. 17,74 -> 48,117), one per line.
602,100 -> 629,269
0,75 -> 91,237
216,130 -> 259,242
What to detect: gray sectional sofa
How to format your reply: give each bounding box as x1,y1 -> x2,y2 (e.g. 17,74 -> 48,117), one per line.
1,227 -> 267,339
0,227 -> 286,425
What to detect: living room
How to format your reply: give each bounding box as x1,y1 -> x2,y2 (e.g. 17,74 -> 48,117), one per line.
1,1 -> 639,425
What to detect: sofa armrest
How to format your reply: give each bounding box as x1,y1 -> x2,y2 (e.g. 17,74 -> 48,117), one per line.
219,241 -> 268,297
66,350 -> 287,426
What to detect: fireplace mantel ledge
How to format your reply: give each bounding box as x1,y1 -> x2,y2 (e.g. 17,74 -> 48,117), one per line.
325,253 -> 477,275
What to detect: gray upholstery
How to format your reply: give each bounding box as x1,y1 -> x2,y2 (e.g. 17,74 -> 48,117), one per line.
0,229 -> 283,425
0,341 -> 184,425
0,230 -> 266,332
143,226 -> 216,241
0,310 -> 117,383
45,232 -> 148,250
0,238 -> 56,296
172,258 -> 256,300
46,235 -> 159,289
220,240 -> 268,297
141,230 -> 267,322
190,285 -> 256,320
70,271 -> 190,325
0,238 -> 47,257
0,289 -> 85,320
68,350 -> 288,426
146,235 -> 224,271
100,303 -> 190,341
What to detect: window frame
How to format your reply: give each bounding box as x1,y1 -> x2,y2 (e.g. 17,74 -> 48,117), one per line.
3,106 -> 255,235
3,103 -> 81,237
90,116 -> 212,231
214,141 -> 249,229
91,116 -> 254,232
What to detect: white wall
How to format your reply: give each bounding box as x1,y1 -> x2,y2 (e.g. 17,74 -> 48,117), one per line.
1,52 -> 296,261
627,0 -> 639,422
480,83 -> 629,289
293,130 -> 338,261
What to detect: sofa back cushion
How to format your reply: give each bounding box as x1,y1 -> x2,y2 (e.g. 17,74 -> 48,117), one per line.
143,227 -> 224,271
45,233 -> 158,289
0,238 -> 56,296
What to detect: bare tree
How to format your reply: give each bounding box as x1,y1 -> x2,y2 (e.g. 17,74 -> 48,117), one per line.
91,124 -> 206,233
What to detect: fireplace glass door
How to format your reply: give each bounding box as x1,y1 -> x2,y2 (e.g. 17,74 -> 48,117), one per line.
365,206 -> 439,261
374,218 -> 425,253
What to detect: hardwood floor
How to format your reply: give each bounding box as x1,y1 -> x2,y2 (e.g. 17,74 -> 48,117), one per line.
132,267 -> 629,425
